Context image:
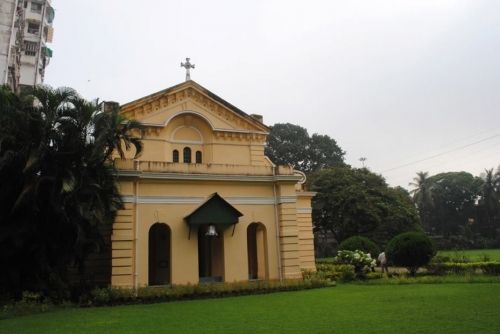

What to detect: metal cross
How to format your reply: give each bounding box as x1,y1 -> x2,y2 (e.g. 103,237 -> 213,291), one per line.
180,57 -> 195,81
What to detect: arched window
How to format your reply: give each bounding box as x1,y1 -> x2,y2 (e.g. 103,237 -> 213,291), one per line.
196,151 -> 202,163
183,147 -> 191,163
247,223 -> 268,280
172,150 -> 179,163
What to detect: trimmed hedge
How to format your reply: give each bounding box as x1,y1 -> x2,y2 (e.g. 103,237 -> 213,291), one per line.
339,236 -> 380,257
386,232 -> 435,276
83,279 -> 330,306
426,262 -> 500,276
306,263 -> 356,282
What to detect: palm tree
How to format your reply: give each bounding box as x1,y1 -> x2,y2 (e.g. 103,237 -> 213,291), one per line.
478,168 -> 500,234
409,171 -> 433,232
0,86 -> 143,297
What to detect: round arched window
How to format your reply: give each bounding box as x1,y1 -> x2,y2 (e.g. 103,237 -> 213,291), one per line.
183,147 -> 192,163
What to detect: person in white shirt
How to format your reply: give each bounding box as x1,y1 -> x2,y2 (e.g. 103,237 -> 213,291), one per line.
378,251 -> 389,274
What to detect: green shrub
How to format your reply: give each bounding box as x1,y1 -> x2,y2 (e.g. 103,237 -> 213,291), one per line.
480,262 -> 500,275
365,272 -> 384,280
426,262 -> 500,276
339,236 -> 380,257
84,279 -> 331,306
447,251 -> 471,263
315,263 -> 356,282
1,292 -> 55,319
334,250 -> 376,278
430,255 -> 451,264
386,232 -> 436,276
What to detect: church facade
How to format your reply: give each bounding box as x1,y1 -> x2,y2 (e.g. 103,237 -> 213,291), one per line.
111,80 -> 316,287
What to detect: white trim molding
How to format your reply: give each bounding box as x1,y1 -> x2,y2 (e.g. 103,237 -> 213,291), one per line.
117,170 -> 302,183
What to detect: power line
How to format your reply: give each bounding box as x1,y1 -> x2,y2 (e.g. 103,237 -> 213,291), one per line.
388,147 -> 500,187
381,133 -> 500,173
388,139 -> 500,181
385,126 -> 500,167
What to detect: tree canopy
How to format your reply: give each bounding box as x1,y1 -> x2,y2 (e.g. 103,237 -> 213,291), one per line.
265,123 -> 345,174
311,167 -> 421,247
409,171 -> 483,237
0,86 -> 142,297
427,172 -> 482,236
410,169 -> 500,247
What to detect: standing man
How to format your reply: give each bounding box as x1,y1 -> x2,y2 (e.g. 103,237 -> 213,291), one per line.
378,251 -> 389,274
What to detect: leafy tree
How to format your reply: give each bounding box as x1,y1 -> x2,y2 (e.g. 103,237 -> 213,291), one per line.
0,86 -> 142,297
426,172 -> 482,236
372,186 -> 422,246
265,123 -> 345,174
311,167 -> 421,246
386,232 -> 435,276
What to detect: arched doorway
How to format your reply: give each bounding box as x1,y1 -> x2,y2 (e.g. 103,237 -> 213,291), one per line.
247,223 -> 268,280
198,225 -> 224,282
148,223 -> 171,285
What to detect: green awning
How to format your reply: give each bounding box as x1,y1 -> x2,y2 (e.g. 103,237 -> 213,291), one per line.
184,193 -> 243,226
42,46 -> 53,58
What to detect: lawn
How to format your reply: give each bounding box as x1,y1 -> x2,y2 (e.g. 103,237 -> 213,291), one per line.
438,248 -> 500,261
2,283 -> 500,334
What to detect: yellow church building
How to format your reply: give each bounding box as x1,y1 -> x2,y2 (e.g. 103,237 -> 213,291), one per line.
111,79 -> 316,287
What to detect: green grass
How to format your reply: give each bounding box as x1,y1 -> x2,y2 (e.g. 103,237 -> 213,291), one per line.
2,283 -> 500,334
438,248 -> 500,261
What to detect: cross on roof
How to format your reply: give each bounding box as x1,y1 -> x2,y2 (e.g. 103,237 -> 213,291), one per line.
180,57 -> 195,81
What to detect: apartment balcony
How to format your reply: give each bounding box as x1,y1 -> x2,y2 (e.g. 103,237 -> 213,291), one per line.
113,159 -> 303,182
24,10 -> 43,22
23,32 -> 41,42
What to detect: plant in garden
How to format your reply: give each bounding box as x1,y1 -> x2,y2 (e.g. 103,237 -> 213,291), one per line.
338,236 -> 380,257
333,250 -> 376,278
386,232 -> 436,276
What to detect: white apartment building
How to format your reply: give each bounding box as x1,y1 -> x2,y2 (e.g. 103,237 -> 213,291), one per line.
0,0 -> 54,92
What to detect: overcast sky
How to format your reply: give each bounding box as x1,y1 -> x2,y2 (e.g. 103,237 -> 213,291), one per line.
46,0 -> 500,189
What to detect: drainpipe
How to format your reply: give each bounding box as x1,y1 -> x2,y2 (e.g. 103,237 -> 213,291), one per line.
134,171 -> 140,289
272,165 -> 283,281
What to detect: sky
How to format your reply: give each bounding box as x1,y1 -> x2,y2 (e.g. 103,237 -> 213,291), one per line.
45,0 -> 500,189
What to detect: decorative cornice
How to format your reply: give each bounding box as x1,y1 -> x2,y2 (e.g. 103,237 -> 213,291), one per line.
121,195 -> 297,205
121,82 -> 268,133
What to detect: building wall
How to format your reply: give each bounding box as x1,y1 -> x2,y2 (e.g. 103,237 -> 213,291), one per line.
0,0 -> 54,89
296,193 -> 316,270
112,179 -> 298,286
0,0 -> 18,84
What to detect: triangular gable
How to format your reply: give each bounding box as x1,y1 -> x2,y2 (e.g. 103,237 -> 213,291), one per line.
184,193 -> 243,226
120,80 -> 269,133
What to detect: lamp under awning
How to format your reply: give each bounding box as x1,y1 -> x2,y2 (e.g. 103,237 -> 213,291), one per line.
184,193 -> 243,239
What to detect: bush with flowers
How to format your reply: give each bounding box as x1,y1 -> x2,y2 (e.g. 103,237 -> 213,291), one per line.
333,250 -> 377,278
